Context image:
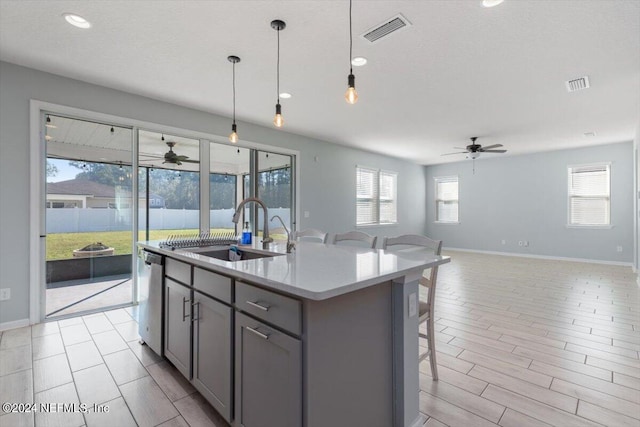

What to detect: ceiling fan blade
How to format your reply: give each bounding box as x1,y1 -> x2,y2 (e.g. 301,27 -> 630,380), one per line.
478,144 -> 503,151
481,149 -> 507,153
182,159 -> 200,163
441,152 -> 468,156
453,146 -> 467,150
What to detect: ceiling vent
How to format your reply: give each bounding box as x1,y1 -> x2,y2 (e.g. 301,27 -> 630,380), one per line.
361,14 -> 411,44
565,76 -> 590,92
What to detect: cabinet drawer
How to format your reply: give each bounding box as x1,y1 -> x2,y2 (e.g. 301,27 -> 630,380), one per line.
194,267 -> 232,304
236,281 -> 301,335
165,257 -> 191,284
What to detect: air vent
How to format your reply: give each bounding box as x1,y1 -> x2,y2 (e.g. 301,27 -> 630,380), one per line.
361,14 -> 411,44
566,76 -> 590,92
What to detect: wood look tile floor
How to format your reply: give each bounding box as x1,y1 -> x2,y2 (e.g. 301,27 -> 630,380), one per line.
419,250 -> 640,427
0,251 -> 638,426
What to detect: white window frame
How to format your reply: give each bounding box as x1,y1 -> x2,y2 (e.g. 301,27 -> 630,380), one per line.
434,176 -> 459,224
567,162 -> 612,229
356,166 -> 398,226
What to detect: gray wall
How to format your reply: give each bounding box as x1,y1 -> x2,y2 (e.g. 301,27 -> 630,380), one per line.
0,61 -> 427,324
424,142 -> 634,263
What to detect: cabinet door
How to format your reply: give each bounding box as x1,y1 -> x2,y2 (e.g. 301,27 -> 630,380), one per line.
192,293 -> 233,423
235,313 -> 302,427
164,278 -> 192,378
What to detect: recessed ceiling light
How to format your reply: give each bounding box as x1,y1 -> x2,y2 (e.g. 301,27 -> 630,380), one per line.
351,57 -> 367,67
279,92 -> 292,99
482,0 -> 504,7
583,132 -> 596,137
63,13 -> 91,29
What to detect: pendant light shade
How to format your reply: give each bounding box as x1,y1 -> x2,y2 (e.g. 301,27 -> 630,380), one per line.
271,19 -> 286,128
345,0 -> 358,104
228,55 -> 241,143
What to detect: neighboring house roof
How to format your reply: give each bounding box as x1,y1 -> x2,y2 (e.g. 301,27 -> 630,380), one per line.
47,179 -> 115,198
47,179 -> 164,201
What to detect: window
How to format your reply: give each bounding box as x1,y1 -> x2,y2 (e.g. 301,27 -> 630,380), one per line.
568,163 -> 610,226
435,176 -> 459,223
356,166 -> 397,225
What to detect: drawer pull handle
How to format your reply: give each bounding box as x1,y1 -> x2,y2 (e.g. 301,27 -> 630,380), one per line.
182,297 -> 190,321
246,326 -> 270,340
191,301 -> 200,322
246,300 -> 270,311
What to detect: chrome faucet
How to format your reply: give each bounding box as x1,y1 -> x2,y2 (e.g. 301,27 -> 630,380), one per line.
232,197 -> 273,249
271,215 -> 295,253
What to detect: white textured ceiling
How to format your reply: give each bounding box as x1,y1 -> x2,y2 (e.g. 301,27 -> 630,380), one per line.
2,1 -> 639,165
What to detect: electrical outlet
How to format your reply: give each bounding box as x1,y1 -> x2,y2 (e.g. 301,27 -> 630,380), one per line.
616,246 -> 623,252
518,241 -> 523,247
408,293 -> 417,317
304,211 -> 310,218
0,288 -> 10,301
501,240 -> 506,245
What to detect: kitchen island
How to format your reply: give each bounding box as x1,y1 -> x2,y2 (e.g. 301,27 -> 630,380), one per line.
138,239 -> 450,427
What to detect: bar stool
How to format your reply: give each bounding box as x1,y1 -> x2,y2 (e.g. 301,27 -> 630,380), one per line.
382,234 -> 442,380
292,228 -> 328,243
332,231 -> 377,249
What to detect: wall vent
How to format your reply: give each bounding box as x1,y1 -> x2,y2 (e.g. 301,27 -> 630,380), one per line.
361,14 -> 411,44
565,76 -> 590,92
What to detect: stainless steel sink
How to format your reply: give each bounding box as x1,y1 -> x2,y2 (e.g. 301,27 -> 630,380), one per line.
185,246 -> 283,262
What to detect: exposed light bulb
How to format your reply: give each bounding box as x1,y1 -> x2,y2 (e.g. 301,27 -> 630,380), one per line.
345,74 -> 358,104
229,124 -> 238,143
45,134 -> 52,141
273,103 -> 284,128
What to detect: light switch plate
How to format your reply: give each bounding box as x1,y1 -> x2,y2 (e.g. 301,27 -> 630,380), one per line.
0,288 -> 10,301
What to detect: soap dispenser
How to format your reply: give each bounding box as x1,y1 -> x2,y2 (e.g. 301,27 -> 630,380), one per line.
241,221 -> 252,245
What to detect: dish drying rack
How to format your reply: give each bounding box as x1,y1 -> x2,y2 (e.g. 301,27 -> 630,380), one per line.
159,231 -> 238,250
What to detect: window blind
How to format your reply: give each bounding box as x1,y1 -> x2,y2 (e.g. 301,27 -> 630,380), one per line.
357,167 -> 378,225
435,177 -> 459,222
379,171 -> 397,224
568,164 -> 610,225
356,167 -> 397,225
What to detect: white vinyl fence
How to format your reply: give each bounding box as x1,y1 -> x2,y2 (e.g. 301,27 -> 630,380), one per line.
46,208 -> 291,233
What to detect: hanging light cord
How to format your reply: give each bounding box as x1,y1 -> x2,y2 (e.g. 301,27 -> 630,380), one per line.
276,27 -> 281,103
232,61 -> 236,125
349,0 -> 353,75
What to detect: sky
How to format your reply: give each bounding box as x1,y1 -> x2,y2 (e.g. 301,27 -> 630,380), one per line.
47,159 -> 82,182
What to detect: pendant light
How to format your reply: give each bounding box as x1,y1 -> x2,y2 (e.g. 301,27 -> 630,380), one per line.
271,20 -> 286,128
228,55 -> 241,143
345,0 -> 358,104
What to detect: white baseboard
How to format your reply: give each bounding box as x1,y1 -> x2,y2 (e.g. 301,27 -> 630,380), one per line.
443,247 -> 634,268
0,318 -> 30,332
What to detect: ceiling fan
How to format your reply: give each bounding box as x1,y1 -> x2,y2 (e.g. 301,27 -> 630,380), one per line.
140,141 -> 199,166
442,137 -> 507,159
163,141 -> 199,165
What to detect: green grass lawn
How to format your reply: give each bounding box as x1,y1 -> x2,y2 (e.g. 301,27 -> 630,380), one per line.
45,228 -> 287,260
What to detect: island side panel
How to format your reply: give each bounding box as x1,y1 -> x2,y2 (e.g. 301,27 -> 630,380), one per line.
303,280 -> 393,427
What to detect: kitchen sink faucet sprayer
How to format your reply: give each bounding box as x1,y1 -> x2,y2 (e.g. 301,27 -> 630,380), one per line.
232,197 -> 273,249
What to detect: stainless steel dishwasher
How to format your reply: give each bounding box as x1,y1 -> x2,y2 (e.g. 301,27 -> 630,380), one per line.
137,249 -> 164,356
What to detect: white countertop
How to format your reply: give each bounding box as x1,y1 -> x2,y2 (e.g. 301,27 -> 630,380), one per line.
139,240 -> 450,301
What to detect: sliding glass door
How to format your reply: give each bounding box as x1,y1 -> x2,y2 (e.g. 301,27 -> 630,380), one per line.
44,114 -> 134,318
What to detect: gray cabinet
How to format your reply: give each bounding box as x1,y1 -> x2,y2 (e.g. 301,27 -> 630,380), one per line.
164,277 -> 192,379
234,312 -> 302,427
192,291 -> 233,422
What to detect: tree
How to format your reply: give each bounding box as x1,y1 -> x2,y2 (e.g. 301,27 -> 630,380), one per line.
46,161 -> 58,178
